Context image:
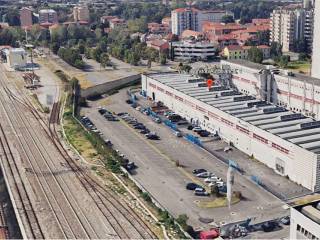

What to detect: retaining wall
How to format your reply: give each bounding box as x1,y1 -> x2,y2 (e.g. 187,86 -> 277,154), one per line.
80,74 -> 141,98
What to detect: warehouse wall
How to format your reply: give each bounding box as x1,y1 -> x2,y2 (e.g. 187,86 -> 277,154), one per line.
143,74 -> 319,191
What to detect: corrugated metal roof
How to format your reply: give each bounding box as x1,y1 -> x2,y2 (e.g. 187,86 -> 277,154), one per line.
147,72 -> 320,154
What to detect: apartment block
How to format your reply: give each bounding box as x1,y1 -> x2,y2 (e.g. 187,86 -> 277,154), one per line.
270,7 -> 314,52
20,7 -> 33,28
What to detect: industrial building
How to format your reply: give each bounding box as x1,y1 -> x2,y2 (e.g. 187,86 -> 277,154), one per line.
220,59 -> 320,120
141,70 -> 320,192
2,48 -> 27,69
290,199 -> 320,239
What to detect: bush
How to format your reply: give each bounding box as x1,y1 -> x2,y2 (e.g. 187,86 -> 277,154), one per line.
141,192 -> 152,202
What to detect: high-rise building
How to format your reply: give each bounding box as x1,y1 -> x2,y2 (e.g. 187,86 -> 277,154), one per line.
39,9 -> 58,25
73,5 -> 90,22
20,7 -> 33,28
270,7 -> 314,52
171,7 -> 231,36
312,0 -> 320,78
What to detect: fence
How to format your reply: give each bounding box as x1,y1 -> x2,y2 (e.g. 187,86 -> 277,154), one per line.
185,134 -> 202,147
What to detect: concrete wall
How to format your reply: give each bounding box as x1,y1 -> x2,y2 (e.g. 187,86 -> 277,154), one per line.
143,74 -> 319,191
80,74 -> 140,98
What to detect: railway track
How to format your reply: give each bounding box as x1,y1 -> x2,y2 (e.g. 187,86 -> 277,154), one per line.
0,68 -> 157,239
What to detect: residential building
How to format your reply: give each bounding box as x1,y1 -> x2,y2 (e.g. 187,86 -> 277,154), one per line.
142,69 -> 320,192
147,39 -> 169,52
222,45 -> 270,60
20,7 -> 33,28
73,5 -> 89,22
290,199 -> 320,239
109,18 -> 126,29
171,40 -> 216,61
270,7 -> 314,52
39,9 -> 58,26
203,20 -> 270,49
312,0 -> 320,79
148,23 -> 170,34
171,8 -> 199,36
181,30 -> 203,40
162,17 -> 171,29
171,7 -> 231,35
100,15 -> 117,24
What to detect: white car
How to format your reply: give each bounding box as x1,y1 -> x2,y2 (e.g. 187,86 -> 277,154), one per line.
204,176 -> 216,183
193,127 -> 202,132
208,181 -> 224,188
196,172 -> 213,178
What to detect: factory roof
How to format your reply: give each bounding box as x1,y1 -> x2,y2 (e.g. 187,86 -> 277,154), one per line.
293,198 -> 320,225
146,72 -> 320,154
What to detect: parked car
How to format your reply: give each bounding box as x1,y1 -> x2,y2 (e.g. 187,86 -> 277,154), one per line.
146,133 -> 160,140
126,99 -> 133,104
193,169 -> 207,174
125,162 -> 136,171
224,146 -> 232,152
262,221 -> 278,232
152,117 -> 161,123
194,187 -> 205,193
104,139 -> 113,147
198,130 -> 210,137
98,108 -> 107,115
174,131 -> 182,137
204,177 -> 222,184
134,125 -> 146,130
193,127 -> 202,132
196,172 -> 213,178
140,129 -> 150,134
117,112 -> 127,116
280,216 -> 290,225
195,191 -> 210,196
187,125 -> 194,130
186,182 -> 201,190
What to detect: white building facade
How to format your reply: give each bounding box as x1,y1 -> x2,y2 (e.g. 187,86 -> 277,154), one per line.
270,7 -> 314,52
171,41 -> 216,61
171,8 -> 231,35
142,72 -> 320,192
312,0 -> 320,79
290,200 -> 320,239
4,48 -> 27,69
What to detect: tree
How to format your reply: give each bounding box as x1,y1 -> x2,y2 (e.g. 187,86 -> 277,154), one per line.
100,53 -> 110,68
256,31 -> 270,45
160,53 -> 167,65
293,39 -> 309,54
270,42 -> 282,58
247,47 -> 263,63
276,55 -> 289,68
221,15 -> 235,24
5,9 -> 20,26
127,17 -> 148,33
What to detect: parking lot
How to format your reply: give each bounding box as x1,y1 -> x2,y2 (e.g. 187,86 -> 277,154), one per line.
81,89 -> 292,238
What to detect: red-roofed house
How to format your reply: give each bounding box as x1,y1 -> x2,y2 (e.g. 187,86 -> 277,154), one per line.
148,22 -> 170,34
147,39 -> 169,52
109,18 -> 126,29
181,30 -> 203,40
